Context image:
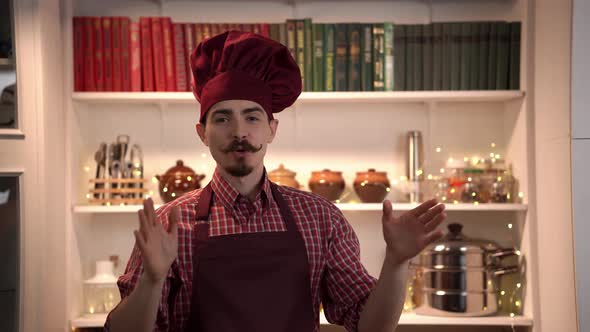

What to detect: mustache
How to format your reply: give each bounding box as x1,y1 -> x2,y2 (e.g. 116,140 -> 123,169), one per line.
221,140 -> 263,153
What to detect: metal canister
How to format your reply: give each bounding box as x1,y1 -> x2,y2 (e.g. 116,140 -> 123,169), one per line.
406,130 -> 424,202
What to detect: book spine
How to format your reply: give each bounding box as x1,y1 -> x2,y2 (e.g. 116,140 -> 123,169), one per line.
102,17 -> 113,91
460,22 -> 471,90
487,22 -> 498,90
140,17 -> 154,91
286,20 -> 297,64
324,24 -> 335,92
509,22 -> 521,90
450,22 -> 461,91
394,25 -> 406,91
423,24 -> 433,91
432,23 -> 443,91
348,23 -> 362,91
496,22 -> 510,90
73,17 -> 85,91
413,24 -> 423,91
312,23 -> 325,92
361,24 -> 373,91
120,17 -> 131,91
372,23 -> 385,91
83,17 -> 96,91
304,18 -> 314,92
112,17 -> 122,91
93,17 -> 104,91
469,22 -> 480,90
384,22 -> 394,91
478,22 -> 490,90
334,24 -> 348,91
151,17 -> 166,91
130,21 -> 141,92
185,24 -> 195,92
162,17 -> 177,91
173,23 -> 187,91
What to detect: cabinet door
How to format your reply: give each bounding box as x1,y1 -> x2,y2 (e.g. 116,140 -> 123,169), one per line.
572,139 -> 590,332
572,0 -> 590,139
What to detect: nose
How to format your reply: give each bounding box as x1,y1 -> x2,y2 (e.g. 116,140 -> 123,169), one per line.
231,118 -> 248,140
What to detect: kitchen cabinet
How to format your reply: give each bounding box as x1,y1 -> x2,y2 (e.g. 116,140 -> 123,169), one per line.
49,0 -> 574,331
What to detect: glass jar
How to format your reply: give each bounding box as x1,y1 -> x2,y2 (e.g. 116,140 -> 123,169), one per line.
84,260 -> 120,314
461,169 -> 484,203
446,159 -> 467,203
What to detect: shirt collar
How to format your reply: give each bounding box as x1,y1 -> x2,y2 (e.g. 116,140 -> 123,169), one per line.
210,166 -> 273,211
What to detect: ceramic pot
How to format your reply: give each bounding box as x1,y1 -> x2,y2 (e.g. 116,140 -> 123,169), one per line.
353,168 -> 390,203
268,164 -> 300,189
309,169 -> 345,201
155,160 -> 205,203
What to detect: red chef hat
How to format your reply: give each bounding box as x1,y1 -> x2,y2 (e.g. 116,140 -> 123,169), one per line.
190,30 -> 302,123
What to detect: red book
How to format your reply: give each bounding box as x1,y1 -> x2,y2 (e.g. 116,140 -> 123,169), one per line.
120,17 -> 131,91
183,24 -> 195,92
253,24 -> 261,35
93,17 -> 104,91
102,17 -> 113,91
202,24 -> 212,40
140,17 -> 154,91
151,17 -> 166,91
112,17 -> 122,91
161,17 -> 176,91
210,23 -> 220,37
73,17 -> 84,91
260,23 -> 270,38
193,23 -> 202,48
220,23 -> 229,34
172,23 -> 187,92
130,22 -> 141,92
82,17 -> 96,91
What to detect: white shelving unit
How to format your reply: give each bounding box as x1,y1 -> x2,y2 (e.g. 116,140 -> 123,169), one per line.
72,202 -> 528,214
70,311 -> 534,329
66,0 -> 537,331
72,90 -> 525,105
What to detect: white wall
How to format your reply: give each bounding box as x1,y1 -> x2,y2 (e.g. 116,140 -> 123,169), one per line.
572,0 -> 590,331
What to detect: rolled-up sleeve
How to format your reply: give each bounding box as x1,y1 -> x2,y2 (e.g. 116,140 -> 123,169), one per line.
103,239 -> 176,331
320,207 -> 378,332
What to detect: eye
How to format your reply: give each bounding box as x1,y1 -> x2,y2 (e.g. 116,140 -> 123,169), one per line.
213,117 -> 229,123
247,116 -> 261,122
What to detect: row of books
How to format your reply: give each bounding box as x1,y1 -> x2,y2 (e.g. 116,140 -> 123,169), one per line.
72,17 -> 521,93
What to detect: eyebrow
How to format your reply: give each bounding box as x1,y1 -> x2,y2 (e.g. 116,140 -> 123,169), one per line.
211,107 -> 265,116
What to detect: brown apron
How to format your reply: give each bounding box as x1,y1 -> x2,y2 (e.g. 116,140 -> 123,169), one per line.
185,181 -> 316,332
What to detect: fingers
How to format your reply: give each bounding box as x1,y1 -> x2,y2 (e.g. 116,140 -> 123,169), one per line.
133,230 -> 147,253
167,206 -> 180,237
424,229 -> 445,244
424,212 -> 446,233
410,199 -> 438,217
382,200 -> 393,219
143,198 -> 157,226
418,203 -> 446,224
138,209 -> 150,241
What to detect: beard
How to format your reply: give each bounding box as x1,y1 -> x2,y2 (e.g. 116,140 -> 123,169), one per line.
224,157 -> 254,177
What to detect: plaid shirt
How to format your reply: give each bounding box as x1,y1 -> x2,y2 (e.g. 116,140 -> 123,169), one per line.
104,168 -> 377,332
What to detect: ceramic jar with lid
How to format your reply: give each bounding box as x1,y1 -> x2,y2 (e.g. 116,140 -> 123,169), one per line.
155,160 -> 206,203
268,164 -> 300,189
309,169 -> 345,202
353,169 -> 391,203
84,260 -> 120,314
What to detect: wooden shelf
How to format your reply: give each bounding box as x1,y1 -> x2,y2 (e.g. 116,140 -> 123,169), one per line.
70,311 -> 533,329
72,202 -> 527,214
0,57 -> 15,68
72,91 -> 525,105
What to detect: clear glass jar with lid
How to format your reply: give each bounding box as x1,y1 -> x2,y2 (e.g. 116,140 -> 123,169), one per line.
84,260 -> 120,314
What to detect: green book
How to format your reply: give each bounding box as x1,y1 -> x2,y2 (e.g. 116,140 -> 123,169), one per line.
432,23 -> 443,90
478,22 -> 490,90
509,22 -> 521,90
304,18 -> 314,92
324,24 -> 336,91
487,22 -> 498,90
334,24 -> 348,91
279,23 -> 287,47
450,22 -> 461,90
406,25 -> 415,91
312,23 -> 325,91
394,25 -> 406,91
384,22 -> 394,91
295,20 -> 306,90
372,23 -> 385,91
413,24 -> 423,91
423,24 -> 434,91
495,21 -> 510,90
348,23 -> 362,91
269,24 -> 280,43
441,23 -> 452,90
469,22 -> 480,90
460,22 -> 471,90
286,20 -> 297,63
361,24 -> 374,91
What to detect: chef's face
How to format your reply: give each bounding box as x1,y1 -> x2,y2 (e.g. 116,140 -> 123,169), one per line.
196,100 -> 278,178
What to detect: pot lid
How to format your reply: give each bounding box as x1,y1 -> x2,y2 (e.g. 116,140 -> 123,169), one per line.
357,168 -> 387,176
422,223 -> 499,255
312,169 -> 342,175
269,164 -> 296,177
84,260 -> 118,285
163,159 -> 197,176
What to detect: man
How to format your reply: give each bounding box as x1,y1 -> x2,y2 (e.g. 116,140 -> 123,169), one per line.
105,30 -> 446,332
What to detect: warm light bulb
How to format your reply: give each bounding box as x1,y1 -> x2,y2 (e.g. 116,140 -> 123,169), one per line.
491,142 -> 496,148
201,153 -> 207,158
152,177 -> 158,184
436,147 -> 441,153
508,223 -> 513,229
440,168 -> 445,174
495,154 -> 501,159
427,174 -> 433,180
84,166 -> 91,172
